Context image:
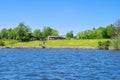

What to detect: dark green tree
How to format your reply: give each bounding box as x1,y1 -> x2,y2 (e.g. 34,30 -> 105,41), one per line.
66,31 -> 73,39
77,31 -> 85,39
51,29 -> 59,36
97,27 -> 107,38
106,24 -> 113,38
77,25 -> 113,39
42,26 -> 58,37
77,30 -> 92,39
32,29 -> 42,38
42,26 -> 52,37
0,40 -> 5,46
0,28 -> 8,39
7,28 -> 16,39
15,22 -> 31,41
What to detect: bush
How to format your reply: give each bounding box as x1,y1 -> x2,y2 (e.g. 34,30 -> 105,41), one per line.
104,41 -> 110,50
98,40 -> 110,50
112,37 -> 120,50
98,41 -> 104,49
0,40 -> 5,46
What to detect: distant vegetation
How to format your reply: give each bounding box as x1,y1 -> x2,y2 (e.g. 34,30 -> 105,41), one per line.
0,23 -> 113,41
77,24 -> 113,39
0,22 -> 58,41
112,19 -> 120,50
0,40 -> 5,46
0,19 -> 120,50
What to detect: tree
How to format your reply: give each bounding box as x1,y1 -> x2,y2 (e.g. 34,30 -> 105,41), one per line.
97,27 -> 107,38
66,31 -> 73,39
51,29 -> 59,36
106,24 -> 113,38
98,41 -> 110,50
42,26 -> 52,37
0,28 -> 8,39
15,22 -> 31,41
112,20 -> 120,37
77,25 -> 113,39
83,30 -> 92,39
112,19 -> 120,50
95,29 -> 104,39
42,26 -> 59,37
0,40 -> 5,46
32,29 -> 42,38
77,30 -> 91,39
77,32 -> 84,39
7,28 -> 16,39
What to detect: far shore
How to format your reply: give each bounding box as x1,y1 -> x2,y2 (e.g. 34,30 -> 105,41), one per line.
0,46 -> 97,49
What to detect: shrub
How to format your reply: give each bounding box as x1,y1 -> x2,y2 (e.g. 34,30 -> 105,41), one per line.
98,40 -> 110,50
104,40 -> 110,50
0,40 -> 5,46
98,41 -> 104,49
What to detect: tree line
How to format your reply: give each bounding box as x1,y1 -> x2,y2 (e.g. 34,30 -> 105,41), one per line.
77,24 -> 113,39
65,24 -> 113,39
0,22 -> 58,41
0,20 -> 119,42
0,22 -> 116,41
0,19 -> 120,50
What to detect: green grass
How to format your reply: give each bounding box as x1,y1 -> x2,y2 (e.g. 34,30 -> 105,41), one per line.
5,40 -> 43,47
3,39 -> 111,48
45,39 -> 110,47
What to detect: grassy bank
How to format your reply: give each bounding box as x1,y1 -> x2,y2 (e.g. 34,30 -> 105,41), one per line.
3,39 -> 111,48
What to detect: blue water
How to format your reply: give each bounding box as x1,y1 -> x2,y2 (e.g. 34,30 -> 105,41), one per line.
0,48 -> 120,80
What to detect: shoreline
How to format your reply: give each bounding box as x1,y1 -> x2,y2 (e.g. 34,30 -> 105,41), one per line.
0,46 -> 97,49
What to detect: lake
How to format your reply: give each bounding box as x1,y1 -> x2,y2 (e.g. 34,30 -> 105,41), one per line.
0,48 -> 120,80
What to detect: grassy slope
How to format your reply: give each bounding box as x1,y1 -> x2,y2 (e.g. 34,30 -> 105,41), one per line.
46,39 -> 110,47
4,39 -> 110,48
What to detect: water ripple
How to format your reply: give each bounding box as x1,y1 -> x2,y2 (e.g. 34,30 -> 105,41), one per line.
0,48 -> 120,80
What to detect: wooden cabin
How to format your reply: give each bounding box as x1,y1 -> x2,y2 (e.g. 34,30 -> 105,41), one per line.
47,36 -> 65,40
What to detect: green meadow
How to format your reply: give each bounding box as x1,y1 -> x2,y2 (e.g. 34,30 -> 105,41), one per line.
4,39 -> 111,48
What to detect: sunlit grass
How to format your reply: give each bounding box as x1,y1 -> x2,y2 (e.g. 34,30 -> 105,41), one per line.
45,39 -> 110,47
3,39 -> 111,48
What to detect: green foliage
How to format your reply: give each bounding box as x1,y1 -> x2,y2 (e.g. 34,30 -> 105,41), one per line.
32,29 -> 42,38
104,41 -> 110,50
112,19 -> 120,50
42,26 -> 58,37
98,40 -> 110,50
42,26 -> 52,37
98,41 -> 104,49
0,28 -> 16,40
0,40 -> 5,46
0,21 -> 115,44
0,23 -> 59,42
8,40 -> 17,47
97,27 -> 106,38
66,31 -> 73,39
77,30 -> 92,39
113,38 -> 120,50
51,29 -> 59,36
15,22 -> 31,41
7,28 -> 16,39
106,24 -> 113,38
0,28 -> 8,39
77,25 -> 113,39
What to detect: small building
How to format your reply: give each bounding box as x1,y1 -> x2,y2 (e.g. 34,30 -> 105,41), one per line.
47,36 -> 65,40
30,36 -> 46,41
40,37 -> 46,41
30,36 -> 39,40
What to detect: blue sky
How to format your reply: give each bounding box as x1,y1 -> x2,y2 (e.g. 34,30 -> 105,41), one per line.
0,0 -> 120,35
